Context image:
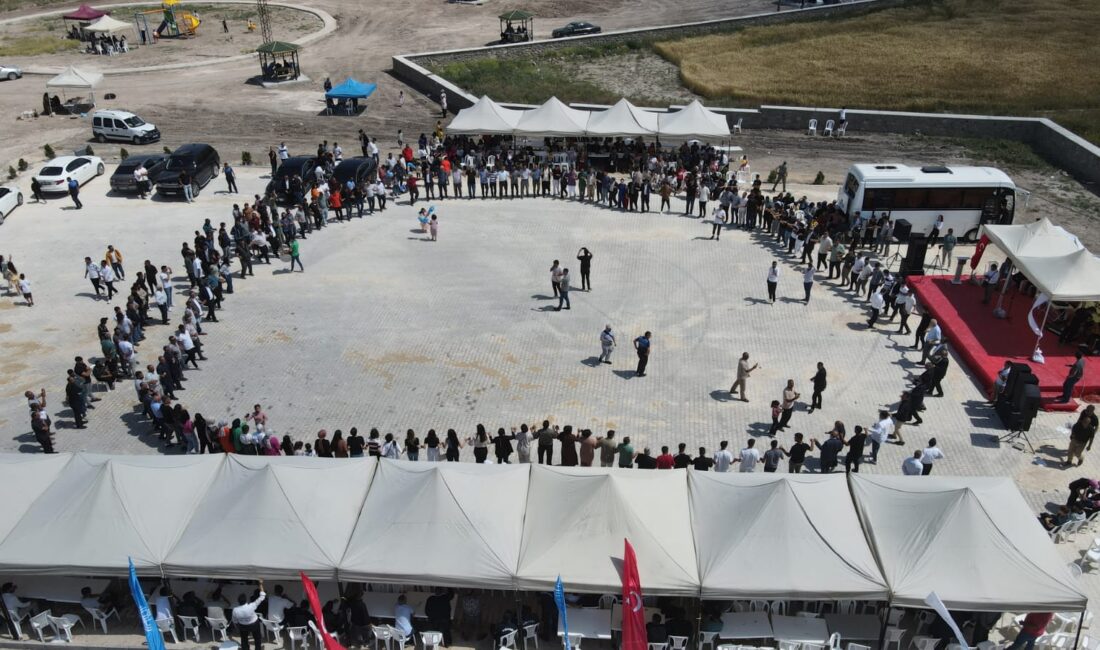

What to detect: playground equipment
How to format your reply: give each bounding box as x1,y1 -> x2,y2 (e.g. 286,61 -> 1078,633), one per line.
133,0 -> 200,41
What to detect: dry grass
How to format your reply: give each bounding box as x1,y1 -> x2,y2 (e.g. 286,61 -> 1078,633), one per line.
0,34 -> 73,56
653,0 -> 1100,141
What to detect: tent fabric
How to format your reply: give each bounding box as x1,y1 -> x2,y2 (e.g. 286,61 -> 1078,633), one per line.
325,78 -> 377,100
516,466 -> 699,595
46,66 -> 103,89
85,15 -> 133,33
447,95 -> 523,135
514,96 -> 589,137
980,218 -> 1083,260
0,454 -> 74,546
1013,249 -> 1100,302
62,4 -> 107,20
584,98 -> 659,137
657,100 -> 730,139
340,461 -> 528,588
163,456 -> 376,580
690,473 -> 888,600
849,475 -> 1087,611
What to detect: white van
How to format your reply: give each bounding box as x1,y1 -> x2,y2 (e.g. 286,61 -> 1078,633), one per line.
91,109 -> 160,144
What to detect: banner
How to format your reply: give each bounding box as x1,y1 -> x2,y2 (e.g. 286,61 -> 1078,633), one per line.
300,572 -> 347,650
554,576 -> 569,649
970,235 -> 989,270
128,558 -> 165,650
924,592 -> 969,649
621,539 -> 647,650
1028,293 -> 1050,337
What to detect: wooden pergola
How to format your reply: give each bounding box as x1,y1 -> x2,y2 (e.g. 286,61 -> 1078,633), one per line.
256,40 -> 301,81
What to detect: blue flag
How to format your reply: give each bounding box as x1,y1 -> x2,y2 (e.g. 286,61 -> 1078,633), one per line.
554,576 -> 569,649
128,558 -> 166,650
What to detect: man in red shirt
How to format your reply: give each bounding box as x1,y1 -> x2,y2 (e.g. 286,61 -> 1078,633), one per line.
655,445 -> 675,469
1008,613 -> 1054,650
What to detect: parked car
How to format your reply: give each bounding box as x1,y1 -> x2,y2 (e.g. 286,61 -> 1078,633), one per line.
333,157 -> 377,189
33,155 -> 105,193
110,154 -> 168,193
551,21 -> 601,38
267,155 -> 317,203
154,143 -> 220,198
0,63 -> 22,81
0,185 -> 23,223
92,109 -> 160,144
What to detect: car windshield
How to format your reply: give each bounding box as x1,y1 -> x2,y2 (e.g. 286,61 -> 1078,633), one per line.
164,157 -> 194,171
40,166 -> 62,176
0,188 -> 9,197
115,163 -> 138,174
124,116 -> 146,127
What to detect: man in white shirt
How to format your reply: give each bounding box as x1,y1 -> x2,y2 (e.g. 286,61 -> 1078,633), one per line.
84,256 -> 103,299
154,587 -> 173,621
394,594 -> 415,637
902,450 -> 923,476
232,581 -> 265,650
2,582 -> 35,626
712,440 -> 734,473
868,410 -> 894,463
265,585 -> 293,623
735,439 -> 761,472
368,138 -> 379,160
867,288 -> 886,328
921,319 -> 942,363
766,261 -> 779,303
278,143 -> 289,160
920,438 -> 945,475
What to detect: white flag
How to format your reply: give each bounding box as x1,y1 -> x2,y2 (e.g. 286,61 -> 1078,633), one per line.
924,592 -> 970,650
1028,293 -> 1050,338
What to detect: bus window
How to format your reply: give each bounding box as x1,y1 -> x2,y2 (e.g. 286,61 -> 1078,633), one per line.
1001,190 -> 1016,223
844,173 -> 860,198
892,188 -> 927,209
960,188 -> 994,209
927,188 -> 964,209
862,188 -> 893,212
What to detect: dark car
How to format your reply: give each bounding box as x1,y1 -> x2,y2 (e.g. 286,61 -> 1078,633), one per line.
267,155 -> 317,204
155,143 -> 220,198
332,157 -> 377,189
110,154 -> 167,193
551,21 -> 601,38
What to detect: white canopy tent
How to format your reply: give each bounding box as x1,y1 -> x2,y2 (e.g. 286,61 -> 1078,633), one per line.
850,475 -> 1087,612
690,473 -> 889,600
339,462 -> 528,588
514,96 -> 589,137
1013,249 -> 1100,302
0,454 -> 74,546
516,466 -> 699,595
584,98 -> 659,137
980,218 -> 1082,260
46,65 -> 103,90
84,14 -> 134,34
446,95 -> 523,135
656,100 -> 730,140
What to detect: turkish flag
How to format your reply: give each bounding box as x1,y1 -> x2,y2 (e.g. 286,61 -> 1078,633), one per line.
970,235 -> 989,269
300,572 -> 347,650
621,539 -> 646,650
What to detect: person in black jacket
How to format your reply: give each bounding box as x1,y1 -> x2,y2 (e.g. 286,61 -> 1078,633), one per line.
809,362 -> 827,413
425,588 -> 455,647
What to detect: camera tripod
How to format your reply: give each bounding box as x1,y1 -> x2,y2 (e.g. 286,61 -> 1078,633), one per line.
998,428 -> 1035,453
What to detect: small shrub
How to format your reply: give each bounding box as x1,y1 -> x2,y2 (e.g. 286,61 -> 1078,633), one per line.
163,146 -> 172,154
85,145 -> 94,156
17,158 -> 28,171
766,169 -> 778,184
241,151 -> 253,165
43,143 -> 55,159
813,171 -> 825,185
120,148 -> 130,160
7,166 -> 15,180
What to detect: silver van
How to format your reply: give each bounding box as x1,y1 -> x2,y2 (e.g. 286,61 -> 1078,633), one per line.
91,109 -> 160,144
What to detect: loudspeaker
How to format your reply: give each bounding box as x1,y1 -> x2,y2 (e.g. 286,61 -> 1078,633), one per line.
900,233 -> 928,276
1001,362 -> 1032,402
1011,373 -> 1039,408
892,218 -> 913,242
1015,384 -> 1041,432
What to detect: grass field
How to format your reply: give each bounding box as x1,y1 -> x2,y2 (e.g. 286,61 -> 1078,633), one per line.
0,33 -> 73,56
653,0 -> 1100,143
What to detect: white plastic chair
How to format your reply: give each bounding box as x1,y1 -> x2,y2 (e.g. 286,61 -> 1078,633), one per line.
807,119 -> 818,136
49,614 -> 85,642
421,631 -> 444,650
372,624 -> 393,650
802,644 -> 826,650
84,606 -> 119,634
670,636 -> 690,650
260,616 -> 285,643
29,610 -> 54,643
836,122 -> 847,137
827,634 -> 841,650
5,606 -> 29,639
567,633 -> 584,650
699,630 -> 719,650
179,615 -> 202,642
835,601 -> 857,616
909,636 -> 937,650
749,600 -> 769,612
523,623 -> 540,650
779,642 -> 801,650
733,118 -> 743,134
310,620 -> 340,649
886,608 -> 903,627
207,615 -> 231,642
599,594 -> 618,609
823,120 -> 835,137
884,627 -> 905,650
288,626 -> 310,650
649,644 -> 669,650
157,616 -> 180,643
770,601 -> 788,616
501,629 -> 520,650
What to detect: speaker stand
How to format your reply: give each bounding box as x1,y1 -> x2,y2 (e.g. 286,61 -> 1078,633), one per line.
998,429 -> 1035,453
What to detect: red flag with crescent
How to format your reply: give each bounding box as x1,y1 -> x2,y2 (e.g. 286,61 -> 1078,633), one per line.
300,572 -> 347,650
970,234 -> 989,269
621,539 -> 646,650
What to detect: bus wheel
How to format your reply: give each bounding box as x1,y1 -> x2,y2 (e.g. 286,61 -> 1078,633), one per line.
963,228 -> 980,243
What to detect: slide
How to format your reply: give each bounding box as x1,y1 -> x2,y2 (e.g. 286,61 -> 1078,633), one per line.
177,11 -> 200,34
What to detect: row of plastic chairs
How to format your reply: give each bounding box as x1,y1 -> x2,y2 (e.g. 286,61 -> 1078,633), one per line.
9,610 -> 85,643
729,600 -> 877,616
1049,511 -> 1100,543
807,119 -> 846,137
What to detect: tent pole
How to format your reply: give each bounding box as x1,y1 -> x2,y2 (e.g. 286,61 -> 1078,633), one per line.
1033,301 -> 1052,358
876,598 -> 892,650
1073,610 -> 1085,649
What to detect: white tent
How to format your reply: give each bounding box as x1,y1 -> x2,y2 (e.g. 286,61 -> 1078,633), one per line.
584,98 -> 659,137
85,14 -> 134,34
690,473 -> 889,600
340,461 -> 528,588
447,95 -> 523,135
0,454 -> 73,546
981,218 -> 1083,259
656,100 -> 730,140
46,65 -> 103,90
516,467 -> 698,595
163,456 -> 375,580
850,475 -> 1087,611
0,454 -> 220,575
1014,249 -> 1100,301
514,96 -> 589,137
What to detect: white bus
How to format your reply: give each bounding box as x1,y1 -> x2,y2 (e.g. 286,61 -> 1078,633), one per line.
837,164 -> 1023,241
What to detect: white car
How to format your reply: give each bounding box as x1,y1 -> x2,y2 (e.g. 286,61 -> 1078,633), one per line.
0,63 -> 21,81
0,186 -> 23,223
33,155 -> 105,193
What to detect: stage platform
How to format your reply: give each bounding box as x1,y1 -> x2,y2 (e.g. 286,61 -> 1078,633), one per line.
908,275 -> 1098,411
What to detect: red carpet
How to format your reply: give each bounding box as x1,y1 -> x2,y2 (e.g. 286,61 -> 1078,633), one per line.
907,275 -> 1097,411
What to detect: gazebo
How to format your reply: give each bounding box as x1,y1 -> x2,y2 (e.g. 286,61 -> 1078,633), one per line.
498,9 -> 533,43
256,41 -> 301,82
62,4 -> 107,38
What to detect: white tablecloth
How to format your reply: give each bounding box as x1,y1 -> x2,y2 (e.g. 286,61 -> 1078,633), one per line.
719,612 -> 773,639
824,614 -> 881,640
16,577 -> 109,604
558,608 -> 613,639
771,615 -> 829,643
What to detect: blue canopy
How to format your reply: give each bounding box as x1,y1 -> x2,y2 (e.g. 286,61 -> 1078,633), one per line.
325,78 -> 377,100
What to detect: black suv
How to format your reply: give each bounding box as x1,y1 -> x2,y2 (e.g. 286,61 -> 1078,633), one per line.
110,154 -> 167,193
267,155 -> 317,204
155,143 -> 220,198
